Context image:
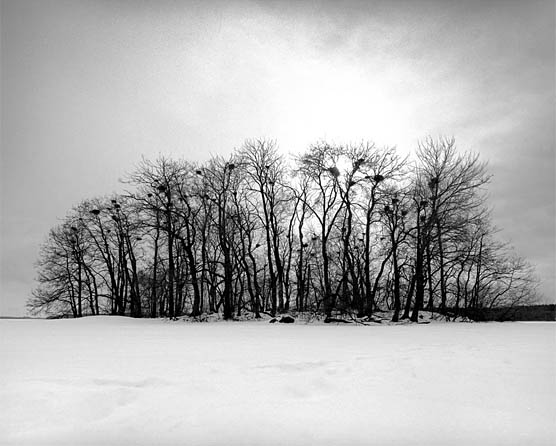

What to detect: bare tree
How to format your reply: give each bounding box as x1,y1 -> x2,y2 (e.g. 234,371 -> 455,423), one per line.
410,137 -> 490,321
31,137 -> 540,321
239,139 -> 290,315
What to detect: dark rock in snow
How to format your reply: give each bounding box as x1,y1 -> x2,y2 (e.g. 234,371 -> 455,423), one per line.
269,318 -> 278,323
279,316 -> 295,323
324,317 -> 352,324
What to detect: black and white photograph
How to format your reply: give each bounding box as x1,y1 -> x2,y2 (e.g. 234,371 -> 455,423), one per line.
1,0 -> 555,445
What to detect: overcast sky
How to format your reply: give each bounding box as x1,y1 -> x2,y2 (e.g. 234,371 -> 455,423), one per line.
1,0 -> 554,316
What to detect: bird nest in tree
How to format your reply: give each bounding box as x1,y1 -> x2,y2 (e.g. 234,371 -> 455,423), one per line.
327,166 -> 340,178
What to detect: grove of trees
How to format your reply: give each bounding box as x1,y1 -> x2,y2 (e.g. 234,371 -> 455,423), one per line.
29,137 -> 539,321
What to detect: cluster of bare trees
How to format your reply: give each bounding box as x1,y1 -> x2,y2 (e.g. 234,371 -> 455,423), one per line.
29,137 -> 538,320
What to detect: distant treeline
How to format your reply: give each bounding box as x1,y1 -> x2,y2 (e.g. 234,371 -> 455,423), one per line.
460,305 -> 555,322
29,137 -> 540,322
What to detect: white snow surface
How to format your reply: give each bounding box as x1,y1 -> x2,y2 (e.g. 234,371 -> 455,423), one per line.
1,317 -> 555,446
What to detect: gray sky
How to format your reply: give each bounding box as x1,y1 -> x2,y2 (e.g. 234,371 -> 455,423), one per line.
1,0 -> 554,316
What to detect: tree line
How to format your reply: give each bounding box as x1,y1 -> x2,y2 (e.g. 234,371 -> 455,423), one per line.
29,137 -> 538,321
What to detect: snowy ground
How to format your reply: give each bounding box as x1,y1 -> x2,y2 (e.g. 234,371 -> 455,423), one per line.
1,317 -> 555,446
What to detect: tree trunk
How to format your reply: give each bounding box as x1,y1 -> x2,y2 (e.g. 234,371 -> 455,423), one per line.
411,218 -> 425,322
166,204 -> 175,318
402,270 -> 416,319
391,239 -> 401,322
436,219 -> 447,311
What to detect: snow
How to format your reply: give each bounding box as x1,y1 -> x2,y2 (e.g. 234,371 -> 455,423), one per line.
1,317 -> 555,445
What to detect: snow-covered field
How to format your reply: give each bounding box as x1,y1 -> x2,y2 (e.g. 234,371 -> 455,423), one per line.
1,317 -> 555,446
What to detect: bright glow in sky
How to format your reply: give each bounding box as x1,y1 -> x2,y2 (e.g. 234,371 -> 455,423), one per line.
1,0 -> 554,315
